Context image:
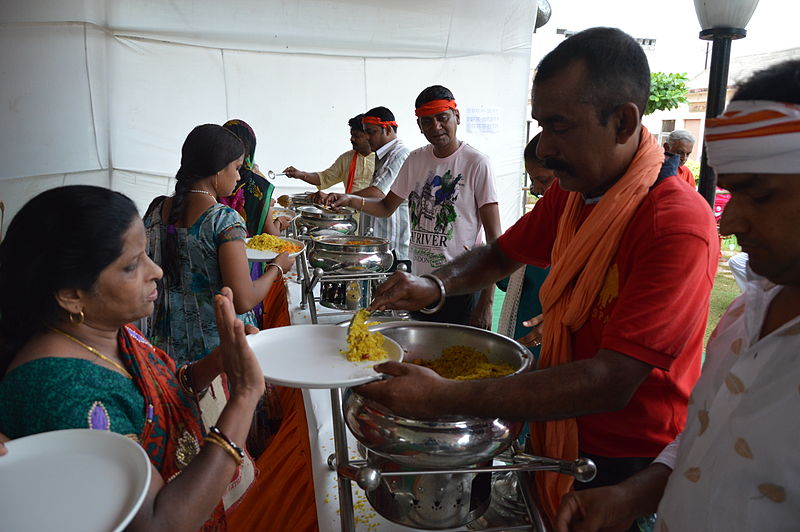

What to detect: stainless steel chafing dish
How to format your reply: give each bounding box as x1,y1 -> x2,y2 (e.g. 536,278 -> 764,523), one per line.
308,234 -> 392,273
308,235 -> 393,310
295,205 -> 358,236
328,323 -> 596,530
342,322 -> 531,529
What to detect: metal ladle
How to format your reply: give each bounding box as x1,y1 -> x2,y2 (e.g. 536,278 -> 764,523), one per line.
266,170 -> 287,179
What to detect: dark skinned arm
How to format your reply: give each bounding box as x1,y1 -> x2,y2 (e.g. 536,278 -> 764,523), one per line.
351,185 -> 386,199
369,240 -> 521,312
126,289 -> 264,531
555,463 -> 672,532
356,348 -> 653,420
326,190 -> 405,218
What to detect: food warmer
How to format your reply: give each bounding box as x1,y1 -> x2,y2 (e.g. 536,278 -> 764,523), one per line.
327,322 -> 597,531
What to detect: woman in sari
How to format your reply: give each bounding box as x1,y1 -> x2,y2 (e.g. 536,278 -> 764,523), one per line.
220,118 -> 292,330
142,124 -> 293,366
0,185 -> 264,531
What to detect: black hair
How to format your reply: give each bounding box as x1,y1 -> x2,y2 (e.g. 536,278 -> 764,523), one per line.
164,124 -> 244,284
732,59 -> 800,103
534,27 -> 651,124
364,106 -> 398,132
348,113 -> 366,132
0,186 -> 139,375
223,119 -> 257,169
524,133 -> 543,163
415,85 -> 455,108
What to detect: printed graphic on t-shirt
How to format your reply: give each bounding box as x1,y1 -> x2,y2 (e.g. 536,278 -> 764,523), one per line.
407,170 -> 464,269
592,263 -> 619,324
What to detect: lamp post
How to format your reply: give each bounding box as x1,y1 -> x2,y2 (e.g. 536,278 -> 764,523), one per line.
694,0 -> 759,206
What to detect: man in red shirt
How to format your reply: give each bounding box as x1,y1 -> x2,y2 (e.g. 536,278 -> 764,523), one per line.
663,129 -> 696,187
360,27 -> 718,529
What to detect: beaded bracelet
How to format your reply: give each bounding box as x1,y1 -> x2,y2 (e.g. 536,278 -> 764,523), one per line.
419,274 -> 446,314
208,426 -> 245,464
204,433 -> 244,466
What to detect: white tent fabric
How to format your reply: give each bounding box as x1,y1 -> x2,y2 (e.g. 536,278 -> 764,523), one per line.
0,0 -> 535,232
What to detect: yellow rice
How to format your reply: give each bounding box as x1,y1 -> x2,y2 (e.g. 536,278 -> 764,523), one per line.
341,309 -> 388,362
246,234 -> 302,254
412,345 -> 514,380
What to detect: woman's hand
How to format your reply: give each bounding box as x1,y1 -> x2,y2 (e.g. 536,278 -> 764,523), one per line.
273,251 -> 294,273
214,287 -> 264,404
275,216 -> 292,231
518,314 -> 544,347
0,431 -> 8,456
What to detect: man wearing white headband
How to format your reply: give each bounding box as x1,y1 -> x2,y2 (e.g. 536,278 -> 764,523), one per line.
555,59 -> 800,532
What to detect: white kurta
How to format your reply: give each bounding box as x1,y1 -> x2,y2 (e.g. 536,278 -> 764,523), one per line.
655,279 -> 800,531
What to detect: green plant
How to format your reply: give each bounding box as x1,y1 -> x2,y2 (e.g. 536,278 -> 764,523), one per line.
686,159 -> 700,185
647,72 -> 689,115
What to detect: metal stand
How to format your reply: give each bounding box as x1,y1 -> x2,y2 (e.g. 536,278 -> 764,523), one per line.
327,404 -> 596,531
697,26 -> 747,207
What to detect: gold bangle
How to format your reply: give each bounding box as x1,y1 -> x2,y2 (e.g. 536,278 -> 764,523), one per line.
205,434 -> 244,466
209,425 -> 245,462
359,196 -> 366,211
266,262 -> 285,277
177,363 -> 195,396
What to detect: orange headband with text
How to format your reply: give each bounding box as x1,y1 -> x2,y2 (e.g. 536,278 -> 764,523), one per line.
361,116 -> 398,128
414,99 -> 457,117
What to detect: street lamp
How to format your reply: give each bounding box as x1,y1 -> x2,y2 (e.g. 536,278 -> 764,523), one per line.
694,0 -> 759,206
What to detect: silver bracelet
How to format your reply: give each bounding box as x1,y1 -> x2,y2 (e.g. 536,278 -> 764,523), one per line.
266,263 -> 285,277
419,274 -> 446,314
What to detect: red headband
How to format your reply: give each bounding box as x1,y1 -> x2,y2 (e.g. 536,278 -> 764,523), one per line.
361,116 -> 398,128
415,99 -> 457,117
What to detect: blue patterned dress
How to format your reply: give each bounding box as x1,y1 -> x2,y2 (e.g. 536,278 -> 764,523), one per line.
142,199 -> 256,366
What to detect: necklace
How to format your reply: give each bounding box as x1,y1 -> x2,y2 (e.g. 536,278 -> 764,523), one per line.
189,189 -> 215,197
49,327 -> 133,379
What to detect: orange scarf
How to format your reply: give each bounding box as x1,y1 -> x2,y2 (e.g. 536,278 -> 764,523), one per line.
345,151 -> 359,193
531,127 -> 663,520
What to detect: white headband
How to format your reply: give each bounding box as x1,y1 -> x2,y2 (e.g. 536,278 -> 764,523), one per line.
705,100 -> 800,175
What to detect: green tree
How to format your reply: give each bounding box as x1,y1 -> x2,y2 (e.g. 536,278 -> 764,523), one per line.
646,72 -> 689,115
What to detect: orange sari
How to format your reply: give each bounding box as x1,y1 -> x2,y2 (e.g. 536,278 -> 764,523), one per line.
226,386 -> 318,531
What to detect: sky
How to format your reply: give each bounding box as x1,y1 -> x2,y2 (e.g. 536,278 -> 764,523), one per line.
531,0 -> 800,77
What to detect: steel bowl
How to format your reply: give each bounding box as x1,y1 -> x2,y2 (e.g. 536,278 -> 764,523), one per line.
296,205 -> 358,236
308,234 -> 392,273
344,322 -> 532,468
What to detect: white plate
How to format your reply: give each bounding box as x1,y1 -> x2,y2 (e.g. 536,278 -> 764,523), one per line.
248,324 -> 404,388
245,236 -> 305,261
0,429 -> 152,532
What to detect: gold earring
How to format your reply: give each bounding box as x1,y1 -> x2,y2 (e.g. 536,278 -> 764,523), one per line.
69,310 -> 85,324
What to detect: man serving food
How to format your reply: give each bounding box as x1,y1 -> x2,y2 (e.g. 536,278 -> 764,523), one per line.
356,27 -> 718,528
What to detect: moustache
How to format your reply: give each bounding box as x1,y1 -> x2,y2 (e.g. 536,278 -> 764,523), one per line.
543,157 -> 572,174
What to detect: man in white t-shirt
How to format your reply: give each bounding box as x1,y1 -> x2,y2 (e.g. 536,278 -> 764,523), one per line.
325,85 -> 500,328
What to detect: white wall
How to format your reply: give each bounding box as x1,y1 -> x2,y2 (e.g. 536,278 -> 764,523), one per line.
0,0 -> 536,232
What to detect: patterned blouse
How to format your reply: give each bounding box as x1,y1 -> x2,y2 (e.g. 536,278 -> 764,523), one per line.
142,199 -> 256,366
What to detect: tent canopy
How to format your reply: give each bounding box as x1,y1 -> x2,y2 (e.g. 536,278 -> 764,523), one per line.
0,0 -> 535,230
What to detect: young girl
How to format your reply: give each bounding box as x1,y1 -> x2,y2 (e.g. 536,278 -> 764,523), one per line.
142,124 -> 293,366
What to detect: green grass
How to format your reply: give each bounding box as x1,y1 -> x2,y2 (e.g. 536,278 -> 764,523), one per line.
706,254 -> 741,346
